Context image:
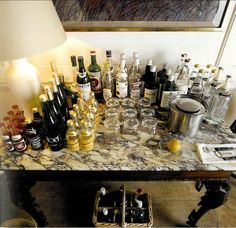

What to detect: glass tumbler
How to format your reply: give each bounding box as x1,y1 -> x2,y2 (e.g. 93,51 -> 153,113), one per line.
121,97 -> 136,109
105,108 -> 119,119
141,117 -> 158,135
104,117 -> 120,144
106,97 -> 120,108
140,107 -> 155,120
137,97 -> 151,114
123,118 -> 140,134
122,108 -> 138,120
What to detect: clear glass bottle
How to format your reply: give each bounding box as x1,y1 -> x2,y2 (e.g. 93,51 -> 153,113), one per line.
66,119 -> 80,152
141,59 -> 152,96
160,71 -> 178,110
206,75 -> 232,125
129,58 -> 141,101
190,68 -> 204,98
188,63 -> 200,91
104,50 -> 115,96
203,64 -> 213,81
173,53 -> 187,79
79,119 -> 94,152
144,65 -> 158,104
116,59 -> 128,99
77,56 -> 91,101
120,53 -> 128,73
88,50 -> 102,101
176,58 -> 190,95
128,52 -> 139,75
102,67 -> 114,102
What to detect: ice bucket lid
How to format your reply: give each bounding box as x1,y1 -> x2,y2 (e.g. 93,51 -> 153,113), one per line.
176,98 -> 202,113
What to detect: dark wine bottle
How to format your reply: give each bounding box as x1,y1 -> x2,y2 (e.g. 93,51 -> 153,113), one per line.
141,59 -> 152,96
77,56 -> 91,101
39,94 -> 64,151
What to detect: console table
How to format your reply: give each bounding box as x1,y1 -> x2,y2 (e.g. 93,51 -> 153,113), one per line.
1,120 -> 236,227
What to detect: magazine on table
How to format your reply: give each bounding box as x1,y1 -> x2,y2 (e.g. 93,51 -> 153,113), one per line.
195,143 -> 236,164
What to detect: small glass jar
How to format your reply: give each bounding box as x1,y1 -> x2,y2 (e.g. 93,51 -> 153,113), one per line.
137,97 -> 151,113
121,97 -> 136,109
122,108 -> 137,120
105,108 -> 119,119
104,117 -> 120,144
140,107 -> 155,120
141,117 -> 158,135
106,97 -> 120,108
123,118 -> 140,134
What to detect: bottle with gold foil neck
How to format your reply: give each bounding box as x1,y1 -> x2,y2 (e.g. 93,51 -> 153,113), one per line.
79,119 -> 94,152
66,120 -> 80,152
69,110 -> 80,131
73,104 -> 83,120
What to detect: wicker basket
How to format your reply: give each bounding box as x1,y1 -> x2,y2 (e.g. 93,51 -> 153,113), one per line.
93,185 -> 153,228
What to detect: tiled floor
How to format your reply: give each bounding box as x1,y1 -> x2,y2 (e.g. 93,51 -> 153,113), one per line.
0,173 -> 236,227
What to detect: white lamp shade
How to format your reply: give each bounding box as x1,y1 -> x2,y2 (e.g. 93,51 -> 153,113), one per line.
0,1 -> 66,61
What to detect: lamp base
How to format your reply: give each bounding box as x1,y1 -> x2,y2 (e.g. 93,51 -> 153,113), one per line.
6,58 -> 41,118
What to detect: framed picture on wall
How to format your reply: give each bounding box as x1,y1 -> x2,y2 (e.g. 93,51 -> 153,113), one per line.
53,0 -> 230,31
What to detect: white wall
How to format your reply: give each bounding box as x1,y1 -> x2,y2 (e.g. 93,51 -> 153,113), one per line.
0,1 -> 236,124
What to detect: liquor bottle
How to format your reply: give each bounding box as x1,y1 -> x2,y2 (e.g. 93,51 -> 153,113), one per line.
141,59 -> 152,96
144,65 -> 158,104
70,55 -> 78,91
156,63 -> 167,84
0,123 -> 14,152
176,58 -> 190,95
79,119 -> 94,152
104,50 -> 115,96
160,71 -> 178,110
88,50 -> 102,101
69,110 -> 80,131
40,94 -> 64,151
77,56 -> 91,101
66,120 -> 80,152
25,118 -> 44,150
10,127 -> 27,152
59,74 -> 78,108
120,53 -> 128,73
156,66 -> 169,106
116,59 -> 128,99
190,69 -> 204,98
188,63 -> 200,92
204,64 -> 212,81
202,67 -> 222,107
44,86 -> 66,134
129,51 -> 139,75
50,79 -> 70,121
206,75 -> 232,124
32,107 -> 44,139
129,58 -> 141,101
173,53 -> 187,79
102,67 -> 114,102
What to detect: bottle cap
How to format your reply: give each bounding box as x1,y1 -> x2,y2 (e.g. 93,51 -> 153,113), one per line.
78,56 -> 83,61
206,64 -> 212,68
69,110 -> 77,118
25,118 -> 33,124
211,69 -> 218,73
133,52 -> 139,59
150,65 -> 156,72
32,107 -> 39,113
199,69 -> 204,74
147,59 -> 152,66
90,50 -> 96,55
222,75 -> 232,90
58,74 -> 65,83
106,50 -> 112,57
67,119 -> 74,127
70,56 -> 77,67
181,53 -> 187,57
194,64 -> 200,68
39,94 -> 47,102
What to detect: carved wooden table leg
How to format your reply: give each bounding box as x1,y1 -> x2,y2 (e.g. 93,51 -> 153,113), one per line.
186,179 -> 231,227
6,173 -> 48,227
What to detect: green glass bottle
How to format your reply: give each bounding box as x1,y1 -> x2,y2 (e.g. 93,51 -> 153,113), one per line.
88,50 -> 102,102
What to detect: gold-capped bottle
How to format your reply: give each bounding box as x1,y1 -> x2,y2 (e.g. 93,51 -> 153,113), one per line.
66,120 -> 80,152
79,119 -> 94,152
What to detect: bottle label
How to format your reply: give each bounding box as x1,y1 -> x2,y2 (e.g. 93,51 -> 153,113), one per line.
160,91 -> 178,108
89,71 -> 102,92
26,128 -> 43,150
46,134 -> 63,147
12,135 -> 27,152
144,88 -> 157,104
103,88 -> 112,100
2,135 -> 15,152
77,82 -> 91,101
116,82 -> 128,98
176,84 -> 188,95
130,82 -> 141,100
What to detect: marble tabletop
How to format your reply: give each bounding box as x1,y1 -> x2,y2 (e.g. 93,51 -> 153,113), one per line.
1,116 -> 236,172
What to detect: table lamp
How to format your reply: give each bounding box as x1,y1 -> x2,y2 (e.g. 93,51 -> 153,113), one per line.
0,1 -> 66,118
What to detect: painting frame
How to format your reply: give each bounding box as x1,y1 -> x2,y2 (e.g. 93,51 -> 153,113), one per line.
53,0 -> 230,32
